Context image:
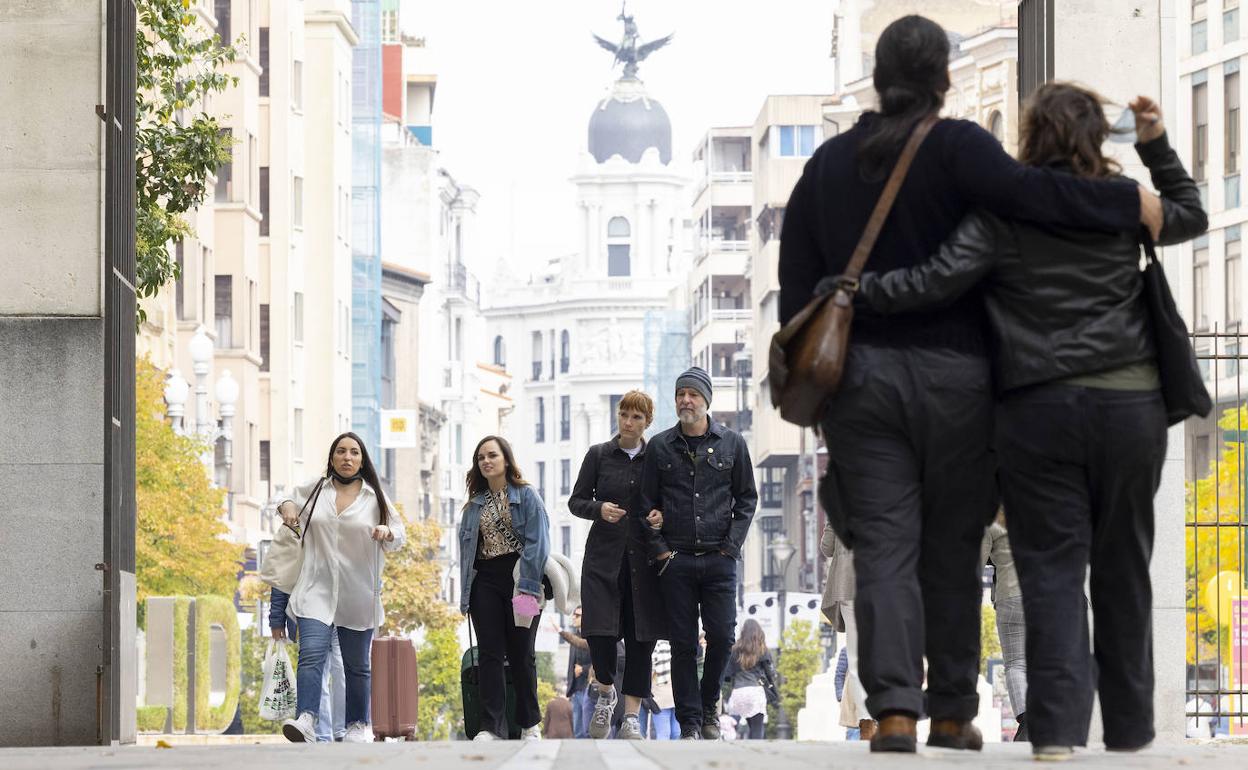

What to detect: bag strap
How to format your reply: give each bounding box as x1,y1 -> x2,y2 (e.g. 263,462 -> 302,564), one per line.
295,477 -> 326,546
842,114 -> 941,282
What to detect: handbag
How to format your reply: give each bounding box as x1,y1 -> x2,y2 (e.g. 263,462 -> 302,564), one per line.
259,478 -> 325,593
1141,234 -> 1213,425
769,114 -> 939,427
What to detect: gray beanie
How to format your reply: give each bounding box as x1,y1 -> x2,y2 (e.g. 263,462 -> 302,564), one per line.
675,366 -> 713,406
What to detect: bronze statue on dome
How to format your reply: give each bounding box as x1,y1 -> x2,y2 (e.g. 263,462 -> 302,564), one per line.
592,2 -> 673,80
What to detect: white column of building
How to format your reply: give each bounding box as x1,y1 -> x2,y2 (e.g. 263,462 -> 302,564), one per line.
588,201 -> 602,275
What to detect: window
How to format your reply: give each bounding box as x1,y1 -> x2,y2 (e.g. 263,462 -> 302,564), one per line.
560,525 -> 571,559
292,175 -> 303,228
293,291 -> 304,343
1193,19 -> 1209,54
382,8 -> 400,43
560,330 -> 570,373
608,394 -> 623,436
293,409 -> 304,460
259,436 -> 270,486
560,459 -> 571,496
493,335 -> 506,367
777,125 -> 817,157
175,240 -> 187,320
215,128 -> 233,202
560,396 -> 571,441
258,27 -> 269,96
607,217 -> 631,277
531,331 -> 543,380
1229,8 -> 1241,43
455,424 -> 463,461
259,303 -> 270,371
1195,236 -> 1211,330
214,275 -> 233,347
200,247 -> 210,320
1229,67 -> 1242,176
549,328 -> 556,380
988,111 -> 1004,143
214,0 -> 231,43
248,134 -> 257,207
453,317 -> 463,361
258,166 -> 269,235
292,59 -> 304,112
1228,229 -> 1242,327
535,397 -> 546,443
1194,76 -> 1209,183
536,461 -> 547,503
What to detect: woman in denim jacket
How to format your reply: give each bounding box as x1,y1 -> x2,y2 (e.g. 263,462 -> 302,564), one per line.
458,435 -> 551,741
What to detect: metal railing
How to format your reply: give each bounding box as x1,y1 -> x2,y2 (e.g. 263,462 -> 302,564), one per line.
1187,331 -> 1248,734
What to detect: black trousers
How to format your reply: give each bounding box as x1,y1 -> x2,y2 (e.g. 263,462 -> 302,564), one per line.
659,550 -> 737,730
995,384 -> 1166,750
469,554 -> 543,735
821,346 -> 997,721
587,564 -> 656,699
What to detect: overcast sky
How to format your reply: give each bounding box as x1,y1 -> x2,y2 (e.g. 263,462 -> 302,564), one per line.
399,0 -> 839,275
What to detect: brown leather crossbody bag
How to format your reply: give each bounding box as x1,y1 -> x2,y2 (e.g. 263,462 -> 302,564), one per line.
769,115 -> 939,427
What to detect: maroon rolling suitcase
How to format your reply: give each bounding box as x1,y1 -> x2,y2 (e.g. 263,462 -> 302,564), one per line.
371,636 -> 419,740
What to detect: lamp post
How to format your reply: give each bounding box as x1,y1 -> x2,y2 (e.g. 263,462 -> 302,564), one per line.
769,531 -> 798,739
164,325 -> 240,483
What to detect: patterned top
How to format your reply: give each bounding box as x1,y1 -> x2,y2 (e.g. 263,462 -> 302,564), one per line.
477,487 -> 524,560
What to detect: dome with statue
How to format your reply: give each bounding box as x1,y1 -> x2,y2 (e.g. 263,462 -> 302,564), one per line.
587,6 -> 674,165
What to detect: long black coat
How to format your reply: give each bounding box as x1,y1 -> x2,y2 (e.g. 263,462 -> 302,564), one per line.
569,438 -> 668,641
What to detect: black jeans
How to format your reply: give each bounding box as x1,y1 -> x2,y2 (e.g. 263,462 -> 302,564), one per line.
995,384 -> 1166,750
659,550 -> 737,731
469,554 -> 543,735
821,345 -> 997,721
587,564 -> 656,699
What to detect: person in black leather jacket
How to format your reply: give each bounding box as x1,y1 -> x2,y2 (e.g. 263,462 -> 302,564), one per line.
856,85 -> 1207,758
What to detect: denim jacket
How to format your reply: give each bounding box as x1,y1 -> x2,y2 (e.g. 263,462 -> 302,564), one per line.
457,483 -> 551,614
639,419 -> 758,561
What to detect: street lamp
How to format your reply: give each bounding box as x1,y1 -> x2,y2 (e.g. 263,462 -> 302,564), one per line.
769,531 -> 798,739
164,325 -> 240,482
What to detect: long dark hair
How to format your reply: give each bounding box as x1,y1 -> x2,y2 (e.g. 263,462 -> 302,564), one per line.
463,435 -> 529,507
1019,82 -> 1121,178
325,432 -> 390,527
732,618 -> 768,671
858,15 -> 950,181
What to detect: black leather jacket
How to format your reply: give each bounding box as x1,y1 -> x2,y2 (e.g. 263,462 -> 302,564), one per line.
857,133 -> 1207,393
639,420 -> 758,561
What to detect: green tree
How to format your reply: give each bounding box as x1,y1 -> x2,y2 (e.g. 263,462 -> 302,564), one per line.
135,357 -> 243,606
416,625 -> 464,740
382,512 -> 457,634
776,620 -> 823,732
981,604 -> 1002,676
135,0 -> 240,317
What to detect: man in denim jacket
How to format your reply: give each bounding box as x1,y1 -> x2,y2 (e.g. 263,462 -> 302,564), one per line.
640,366 -> 758,740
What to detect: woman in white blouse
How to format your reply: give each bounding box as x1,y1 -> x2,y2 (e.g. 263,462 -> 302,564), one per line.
276,432 -> 406,743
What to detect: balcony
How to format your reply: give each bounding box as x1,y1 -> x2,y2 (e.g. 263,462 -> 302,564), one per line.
448,262 -> 481,304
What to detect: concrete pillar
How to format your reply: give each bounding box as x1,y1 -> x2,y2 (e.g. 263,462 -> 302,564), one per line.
0,0 -> 136,746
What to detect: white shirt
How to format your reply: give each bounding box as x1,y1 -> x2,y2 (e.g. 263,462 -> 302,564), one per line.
284,477 -> 407,631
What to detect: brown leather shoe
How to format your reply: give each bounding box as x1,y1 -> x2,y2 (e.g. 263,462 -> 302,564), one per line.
869,714 -> 917,753
928,719 -> 984,751
858,718 -> 878,741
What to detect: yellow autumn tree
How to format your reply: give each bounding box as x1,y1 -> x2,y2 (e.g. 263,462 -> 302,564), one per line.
1186,404 -> 1246,667
382,508 -> 457,634
135,357 -> 243,607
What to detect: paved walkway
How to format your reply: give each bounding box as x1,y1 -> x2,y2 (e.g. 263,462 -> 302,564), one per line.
3,740 -> 1248,769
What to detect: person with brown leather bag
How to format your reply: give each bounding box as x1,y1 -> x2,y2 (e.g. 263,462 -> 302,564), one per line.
776,15 -> 1164,754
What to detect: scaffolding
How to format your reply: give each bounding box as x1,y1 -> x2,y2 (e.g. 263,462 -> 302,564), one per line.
643,309 -> 692,430
351,0 -> 383,451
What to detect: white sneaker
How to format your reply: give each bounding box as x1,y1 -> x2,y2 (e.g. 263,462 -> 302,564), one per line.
617,714 -> 644,740
473,730 -> 500,741
342,722 -> 373,743
589,685 -> 618,739
282,712 -> 317,743
521,724 -> 542,740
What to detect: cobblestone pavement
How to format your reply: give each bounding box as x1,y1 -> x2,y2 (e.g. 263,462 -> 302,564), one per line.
3,740 -> 1248,770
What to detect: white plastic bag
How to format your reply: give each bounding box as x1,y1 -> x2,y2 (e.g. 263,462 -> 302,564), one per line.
258,639 -> 297,721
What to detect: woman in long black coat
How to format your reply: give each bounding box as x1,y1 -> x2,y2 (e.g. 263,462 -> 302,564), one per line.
569,389 -> 668,739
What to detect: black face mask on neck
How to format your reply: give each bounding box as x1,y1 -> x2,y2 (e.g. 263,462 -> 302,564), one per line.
331,470 -> 361,485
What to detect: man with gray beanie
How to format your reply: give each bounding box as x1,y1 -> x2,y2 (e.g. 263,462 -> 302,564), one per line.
638,366 -> 758,740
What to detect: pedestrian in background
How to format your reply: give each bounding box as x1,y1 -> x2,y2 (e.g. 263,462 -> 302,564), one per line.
277,432 -> 406,744
458,436 -> 551,741
542,696 -> 574,739
819,522 -> 873,741
569,390 -> 668,739
269,587 -> 343,741
856,88 -> 1206,758
778,14 -> 1161,754
723,619 -> 776,740
552,607 -> 593,738
981,512 -> 1027,742
641,367 -> 758,740
646,640 -> 679,740
834,647 -> 861,740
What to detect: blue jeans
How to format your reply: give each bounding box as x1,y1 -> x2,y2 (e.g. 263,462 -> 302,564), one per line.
649,707 -> 678,740
296,618 -> 373,728
315,628 -> 346,742
571,689 -> 590,738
